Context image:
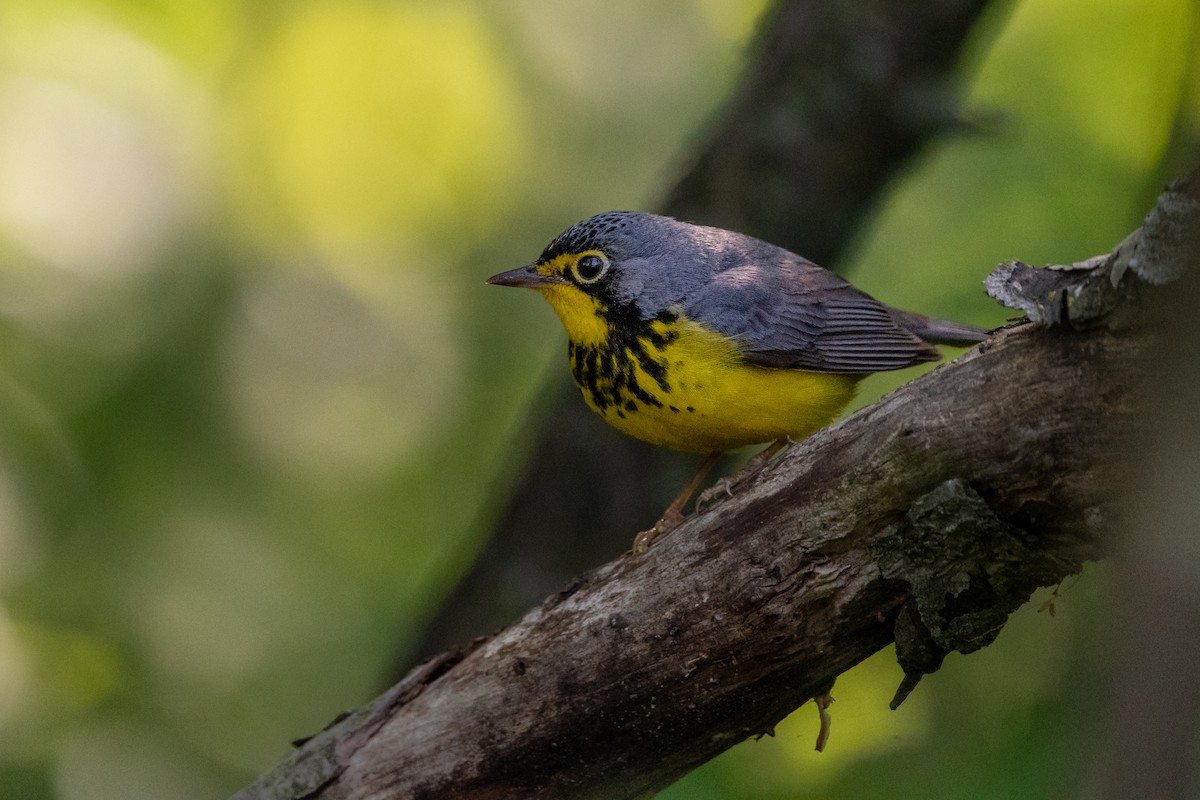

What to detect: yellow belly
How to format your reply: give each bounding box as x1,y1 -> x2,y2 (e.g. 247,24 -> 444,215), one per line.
570,315 -> 859,453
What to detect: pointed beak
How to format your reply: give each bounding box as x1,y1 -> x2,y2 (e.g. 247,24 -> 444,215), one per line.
486,264 -> 567,288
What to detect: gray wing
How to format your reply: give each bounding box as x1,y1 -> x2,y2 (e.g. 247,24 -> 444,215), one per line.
682,256 -> 947,374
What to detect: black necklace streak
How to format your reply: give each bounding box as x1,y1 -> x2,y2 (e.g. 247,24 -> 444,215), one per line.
569,307 -> 679,419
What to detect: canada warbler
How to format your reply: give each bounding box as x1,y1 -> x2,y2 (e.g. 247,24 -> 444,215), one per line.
488,211 -> 986,553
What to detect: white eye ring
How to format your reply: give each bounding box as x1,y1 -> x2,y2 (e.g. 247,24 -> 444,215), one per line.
571,251 -> 609,284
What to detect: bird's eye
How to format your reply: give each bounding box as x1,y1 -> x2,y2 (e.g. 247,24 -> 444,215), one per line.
571,252 -> 609,284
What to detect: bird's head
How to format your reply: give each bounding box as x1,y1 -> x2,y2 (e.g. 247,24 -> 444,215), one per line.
487,211 -> 716,345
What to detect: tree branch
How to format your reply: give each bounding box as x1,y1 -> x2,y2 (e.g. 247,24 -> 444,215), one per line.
231,171 -> 1195,800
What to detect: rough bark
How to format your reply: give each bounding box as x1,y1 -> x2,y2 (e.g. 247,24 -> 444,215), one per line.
230,166 -> 1200,798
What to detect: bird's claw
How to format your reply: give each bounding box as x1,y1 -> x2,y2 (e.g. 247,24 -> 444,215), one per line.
695,440 -> 788,511
696,477 -> 736,510
631,507 -> 685,555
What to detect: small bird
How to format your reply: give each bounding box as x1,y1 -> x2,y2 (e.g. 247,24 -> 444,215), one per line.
488,211 -> 986,553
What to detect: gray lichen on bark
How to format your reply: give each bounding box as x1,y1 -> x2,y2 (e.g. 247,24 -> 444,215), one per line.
874,479 -> 1095,708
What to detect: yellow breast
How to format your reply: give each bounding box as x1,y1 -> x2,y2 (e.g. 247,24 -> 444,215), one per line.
536,283 -> 858,453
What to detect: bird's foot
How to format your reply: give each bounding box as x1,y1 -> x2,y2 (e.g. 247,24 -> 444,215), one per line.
695,439 -> 789,511
631,451 -> 721,555
631,506 -> 686,555
695,476 -> 736,510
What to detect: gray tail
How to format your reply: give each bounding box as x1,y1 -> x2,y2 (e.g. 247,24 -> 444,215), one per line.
891,309 -> 989,347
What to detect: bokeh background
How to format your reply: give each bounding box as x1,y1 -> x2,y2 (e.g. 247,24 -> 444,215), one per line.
0,0 -> 1194,798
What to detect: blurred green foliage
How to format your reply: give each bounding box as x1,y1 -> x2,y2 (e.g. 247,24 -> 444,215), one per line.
0,1 -> 1193,798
